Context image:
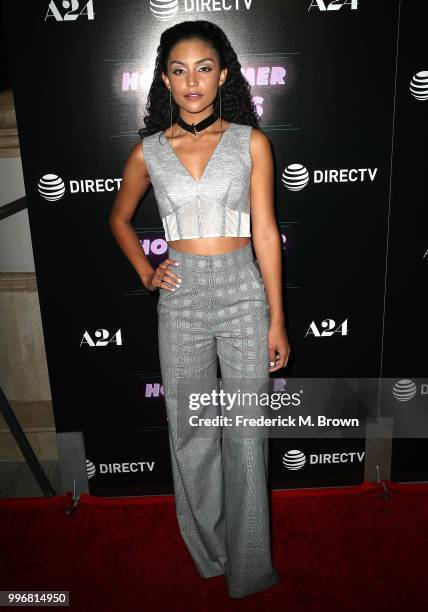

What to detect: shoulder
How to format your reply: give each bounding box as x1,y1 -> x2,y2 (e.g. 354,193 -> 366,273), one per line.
234,123 -> 270,148
248,126 -> 272,162
140,130 -> 164,150
134,130 -> 165,163
126,132 -> 161,176
249,126 -> 270,147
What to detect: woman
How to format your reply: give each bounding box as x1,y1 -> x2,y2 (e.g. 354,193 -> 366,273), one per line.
109,20 -> 290,598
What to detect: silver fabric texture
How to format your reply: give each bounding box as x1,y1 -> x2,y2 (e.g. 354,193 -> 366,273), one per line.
142,122 -> 252,241
157,242 -> 280,598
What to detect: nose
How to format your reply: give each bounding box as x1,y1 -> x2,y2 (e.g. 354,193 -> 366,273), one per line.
186,70 -> 199,87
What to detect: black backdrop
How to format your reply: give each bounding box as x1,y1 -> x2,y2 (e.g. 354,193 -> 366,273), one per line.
2,0 -> 427,495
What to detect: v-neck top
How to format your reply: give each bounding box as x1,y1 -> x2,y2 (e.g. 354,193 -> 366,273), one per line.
141,122 -> 253,241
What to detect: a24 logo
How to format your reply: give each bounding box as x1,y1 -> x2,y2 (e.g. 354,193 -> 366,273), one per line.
80,329 -> 123,347
306,319 -> 348,337
308,0 -> 358,10
46,0 -> 95,21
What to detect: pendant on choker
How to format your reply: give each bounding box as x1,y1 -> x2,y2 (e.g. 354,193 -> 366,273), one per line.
176,112 -> 219,136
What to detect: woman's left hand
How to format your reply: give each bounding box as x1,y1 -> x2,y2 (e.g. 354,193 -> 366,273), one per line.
267,321 -> 291,372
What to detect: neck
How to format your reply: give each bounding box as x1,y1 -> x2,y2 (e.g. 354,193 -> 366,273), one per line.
178,108 -> 215,124
176,110 -> 219,136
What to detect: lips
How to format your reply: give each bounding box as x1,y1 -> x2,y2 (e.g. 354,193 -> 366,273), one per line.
185,93 -> 203,99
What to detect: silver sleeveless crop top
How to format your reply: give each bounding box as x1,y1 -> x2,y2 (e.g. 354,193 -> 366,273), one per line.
142,122 -> 252,241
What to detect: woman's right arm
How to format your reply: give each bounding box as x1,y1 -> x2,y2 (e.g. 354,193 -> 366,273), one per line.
108,141 -> 158,290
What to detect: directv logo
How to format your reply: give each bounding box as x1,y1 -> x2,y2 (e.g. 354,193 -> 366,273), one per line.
37,174 -> 121,201
85,459 -> 155,479
86,459 -> 96,480
282,449 -> 365,471
149,0 -> 179,21
37,174 -> 66,202
409,71 -> 428,101
392,379 -> 419,402
282,449 -> 306,470
281,164 -> 378,191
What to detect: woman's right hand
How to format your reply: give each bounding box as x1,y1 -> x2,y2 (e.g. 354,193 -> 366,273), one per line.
144,258 -> 182,292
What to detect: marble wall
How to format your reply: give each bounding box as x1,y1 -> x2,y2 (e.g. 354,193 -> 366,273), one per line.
0,90 -> 57,461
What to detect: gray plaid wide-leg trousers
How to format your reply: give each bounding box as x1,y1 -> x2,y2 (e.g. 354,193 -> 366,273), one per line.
157,242 -> 280,598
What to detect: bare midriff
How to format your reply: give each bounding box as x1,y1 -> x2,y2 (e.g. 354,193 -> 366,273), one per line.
168,236 -> 251,256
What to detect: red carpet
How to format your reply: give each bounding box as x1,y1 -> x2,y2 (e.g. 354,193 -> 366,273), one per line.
1,480 -> 428,611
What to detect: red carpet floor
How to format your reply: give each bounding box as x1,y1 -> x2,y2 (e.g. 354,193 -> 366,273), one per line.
1,480 -> 428,611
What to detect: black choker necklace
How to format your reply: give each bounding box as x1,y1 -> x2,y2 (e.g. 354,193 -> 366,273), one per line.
176,112 -> 218,136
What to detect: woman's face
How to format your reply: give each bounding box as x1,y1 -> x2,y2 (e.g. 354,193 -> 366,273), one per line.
162,38 -> 227,116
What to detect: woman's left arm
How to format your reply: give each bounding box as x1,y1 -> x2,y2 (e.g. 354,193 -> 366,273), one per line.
249,127 -> 291,372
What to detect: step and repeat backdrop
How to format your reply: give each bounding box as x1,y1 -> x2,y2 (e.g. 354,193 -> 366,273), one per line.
2,0 -> 427,495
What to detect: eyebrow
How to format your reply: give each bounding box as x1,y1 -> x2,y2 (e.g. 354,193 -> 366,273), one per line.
170,57 -> 215,66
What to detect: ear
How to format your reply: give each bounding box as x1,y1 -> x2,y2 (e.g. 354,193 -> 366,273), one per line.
161,73 -> 170,90
219,67 -> 228,86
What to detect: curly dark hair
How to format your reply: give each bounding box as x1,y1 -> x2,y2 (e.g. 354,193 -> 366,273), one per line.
138,20 -> 259,138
